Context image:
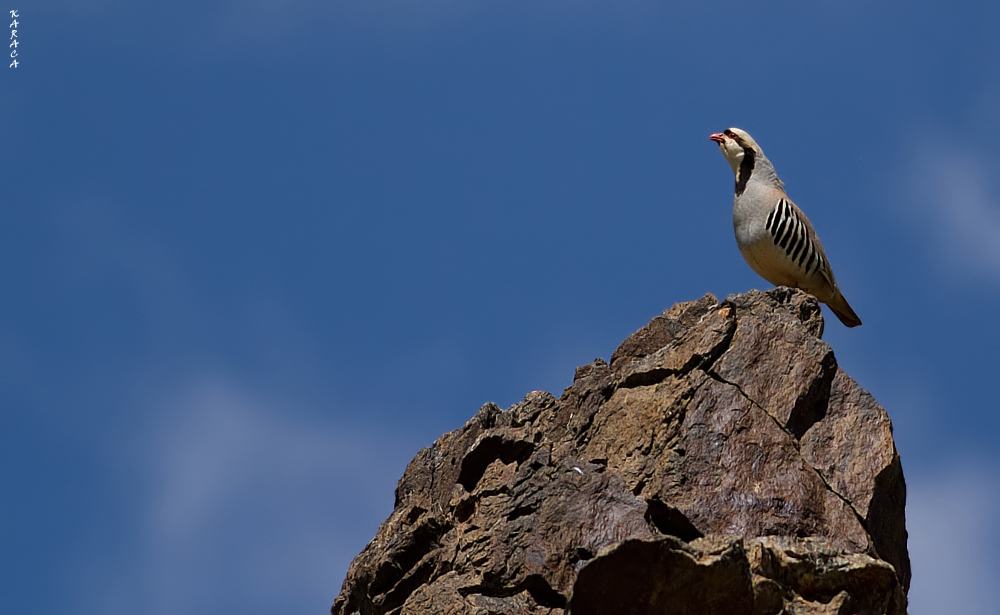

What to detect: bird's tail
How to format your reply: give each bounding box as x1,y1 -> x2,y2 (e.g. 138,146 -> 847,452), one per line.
826,291 -> 862,328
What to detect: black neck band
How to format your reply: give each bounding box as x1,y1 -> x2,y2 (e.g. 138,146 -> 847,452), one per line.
735,147 -> 756,196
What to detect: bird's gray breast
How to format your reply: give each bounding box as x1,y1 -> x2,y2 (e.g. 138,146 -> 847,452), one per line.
732,190 -> 771,250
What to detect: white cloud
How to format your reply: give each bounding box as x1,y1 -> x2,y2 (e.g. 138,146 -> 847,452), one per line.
906,464 -> 1000,615
908,144 -> 1000,281
93,378 -> 421,615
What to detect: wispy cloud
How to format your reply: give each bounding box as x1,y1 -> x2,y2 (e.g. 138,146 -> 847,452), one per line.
906,463 -> 1000,615
116,380 -> 1000,615
906,143 -> 1000,281
92,378 -> 420,615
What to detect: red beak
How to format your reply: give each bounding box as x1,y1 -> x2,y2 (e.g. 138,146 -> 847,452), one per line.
709,133 -> 725,144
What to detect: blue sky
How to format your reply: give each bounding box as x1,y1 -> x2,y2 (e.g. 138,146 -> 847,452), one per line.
2,1 -> 999,613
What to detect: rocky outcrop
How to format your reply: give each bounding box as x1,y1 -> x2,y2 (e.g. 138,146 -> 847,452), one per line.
332,288 -> 909,615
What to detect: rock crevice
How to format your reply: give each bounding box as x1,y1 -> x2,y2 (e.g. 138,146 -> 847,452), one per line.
332,289 -> 909,615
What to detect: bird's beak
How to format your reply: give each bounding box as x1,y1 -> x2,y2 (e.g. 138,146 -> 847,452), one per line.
709,133 -> 725,144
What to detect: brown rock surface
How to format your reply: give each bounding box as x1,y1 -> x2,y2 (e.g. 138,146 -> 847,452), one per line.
332,288 -> 909,615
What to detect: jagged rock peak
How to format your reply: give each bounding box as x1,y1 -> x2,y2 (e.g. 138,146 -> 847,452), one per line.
332,288 -> 908,615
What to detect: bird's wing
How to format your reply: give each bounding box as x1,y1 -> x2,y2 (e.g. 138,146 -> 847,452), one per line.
763,197 -> 837,290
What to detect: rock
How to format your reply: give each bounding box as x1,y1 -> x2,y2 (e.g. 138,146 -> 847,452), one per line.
569,536 -> 754,615
331,288 -> 909,615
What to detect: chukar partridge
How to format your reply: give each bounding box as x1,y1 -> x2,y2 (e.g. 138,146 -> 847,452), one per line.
710,128 -> 862,327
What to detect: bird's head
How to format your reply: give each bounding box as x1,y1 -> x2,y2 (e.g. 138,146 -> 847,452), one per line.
709,127 -> 760,176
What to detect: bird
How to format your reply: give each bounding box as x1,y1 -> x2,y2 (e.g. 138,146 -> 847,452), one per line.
709,128 -> 862,327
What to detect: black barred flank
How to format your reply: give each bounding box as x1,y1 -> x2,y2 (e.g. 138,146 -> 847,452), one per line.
785,221 -> 799,251
799,239 -> 814,268
778,218 -> 795,249
773,213 -> 789,240
769,200 -> 816,269
789,227 -> 805,261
